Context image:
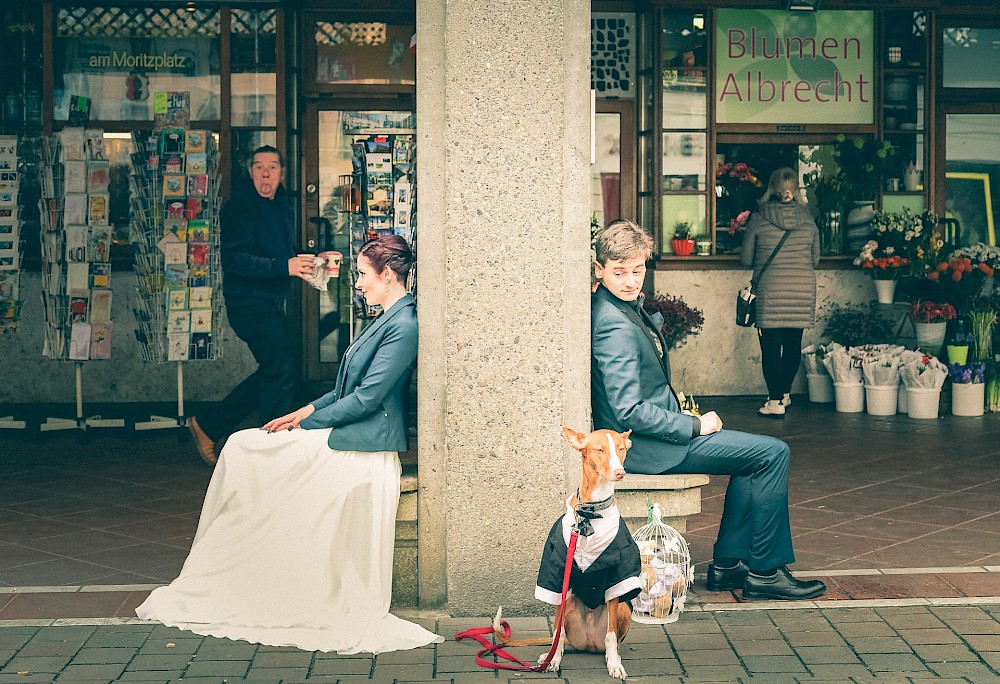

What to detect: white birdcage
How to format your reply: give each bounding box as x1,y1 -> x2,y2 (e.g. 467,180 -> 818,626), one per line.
630,502 -> 693,624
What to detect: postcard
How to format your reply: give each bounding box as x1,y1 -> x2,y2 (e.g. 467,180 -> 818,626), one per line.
162,175 -> 186,198
167,332 -> 190,361
190,308 -> 212,332
167,287 -> 188,310
69,322 -> 92,360
90,288 -> 112,322
90,322 -> 111,359
188,285 -> 211,309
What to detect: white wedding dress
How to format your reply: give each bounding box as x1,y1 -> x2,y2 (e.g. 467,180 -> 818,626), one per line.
136,427 -> 443,654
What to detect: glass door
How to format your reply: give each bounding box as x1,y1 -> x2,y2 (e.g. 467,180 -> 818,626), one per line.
302,101 -> 415,381
592,100 -> 635,229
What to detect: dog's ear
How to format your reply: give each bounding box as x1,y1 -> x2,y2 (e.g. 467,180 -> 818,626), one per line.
622,429 -> 632,451
562,426 -> 588,451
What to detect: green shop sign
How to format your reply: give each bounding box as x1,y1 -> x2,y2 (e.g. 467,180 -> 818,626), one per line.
715,9 -> 873,124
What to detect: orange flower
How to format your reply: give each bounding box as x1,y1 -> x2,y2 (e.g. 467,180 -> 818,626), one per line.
927,271 -> 940,282
936,262 -> 949,272
952,269 -> 963,282
980,263 -> 995,278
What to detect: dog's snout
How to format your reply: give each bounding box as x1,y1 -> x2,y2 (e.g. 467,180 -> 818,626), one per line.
613,468 -> 626,481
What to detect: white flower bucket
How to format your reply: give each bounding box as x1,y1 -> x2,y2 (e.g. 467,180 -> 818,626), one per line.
873,279 -> 896,304
952,382 -> 985,417
897,382 -> 908,413
906,387 -> 941,419
834,382 -> 864,413
914,322 -> 947,353
807,373 -> 834,403
865,385 -> 897,416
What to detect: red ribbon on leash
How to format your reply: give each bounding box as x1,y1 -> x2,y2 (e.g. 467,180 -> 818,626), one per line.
455,531 -> 579,672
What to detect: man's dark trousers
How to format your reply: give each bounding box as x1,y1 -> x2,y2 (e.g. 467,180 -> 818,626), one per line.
197,304 -> 298,442
666,430 -> 793,572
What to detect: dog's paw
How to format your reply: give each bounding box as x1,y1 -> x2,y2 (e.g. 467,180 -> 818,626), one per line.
538,652 -> 562,672
607,659 -> 628,680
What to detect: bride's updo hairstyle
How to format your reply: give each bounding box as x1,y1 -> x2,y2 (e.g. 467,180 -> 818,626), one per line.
358,234 -> 415,286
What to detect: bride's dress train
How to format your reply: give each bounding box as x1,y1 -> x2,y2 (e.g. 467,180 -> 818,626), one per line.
137,427 -> 443,654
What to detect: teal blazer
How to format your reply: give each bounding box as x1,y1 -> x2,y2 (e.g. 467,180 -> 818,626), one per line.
300,293 -> 417,453
591,285 -> 699,474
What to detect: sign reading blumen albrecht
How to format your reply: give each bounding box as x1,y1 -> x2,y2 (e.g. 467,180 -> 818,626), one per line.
715,10 -> 874,124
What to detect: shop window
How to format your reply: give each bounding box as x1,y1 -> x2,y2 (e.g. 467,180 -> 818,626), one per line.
592,13 -> 636,99
313,21 -> 415,86
231,9 -> 277,128
943,27 -> 1000,90
945,114 -> 999,247
0,7 -> 43,130
660,9 -> 707,254
54,7 -> 221,122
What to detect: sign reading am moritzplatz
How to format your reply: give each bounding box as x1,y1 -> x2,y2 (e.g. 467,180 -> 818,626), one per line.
715,9 -> 874,124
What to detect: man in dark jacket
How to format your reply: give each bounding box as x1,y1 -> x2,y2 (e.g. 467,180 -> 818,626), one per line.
590,219 -> 825,601
188,146 -> 316,465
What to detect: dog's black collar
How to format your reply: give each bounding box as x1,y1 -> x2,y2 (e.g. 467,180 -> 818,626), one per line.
575,491 -> 616,513
572,491 -> 616,537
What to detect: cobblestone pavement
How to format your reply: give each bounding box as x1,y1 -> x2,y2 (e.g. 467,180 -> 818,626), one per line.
2,602 -> 999,683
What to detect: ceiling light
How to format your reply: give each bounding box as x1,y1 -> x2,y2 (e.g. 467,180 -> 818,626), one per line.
787,0 -> 820,10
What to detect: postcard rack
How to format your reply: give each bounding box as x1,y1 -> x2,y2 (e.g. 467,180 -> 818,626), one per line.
0,134 -> 25,429
128,128 -> 223,430
37,128 -> 123,431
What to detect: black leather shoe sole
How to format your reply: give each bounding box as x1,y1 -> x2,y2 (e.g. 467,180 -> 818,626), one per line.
705,561 -> 748,592
742,571 -> 827,601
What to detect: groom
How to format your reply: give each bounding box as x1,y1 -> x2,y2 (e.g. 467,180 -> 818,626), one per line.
589,219 -> 825,601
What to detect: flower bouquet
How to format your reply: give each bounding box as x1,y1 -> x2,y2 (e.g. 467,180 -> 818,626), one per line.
948,243 -> 1000,282
927,257 -> 988,309
987,355 -> 1000,412
965,294 -> 999,362
642,292 -> 704,352
909,300 -> 957,324
715,162 -> 761,253
899,353 -> 948,418
801,343 -> 837,403
862,351 -> 904,415
948,360 -> 987,417
854,208 -> 934,279
831,134 -> 896,202
822,303 -> 895,347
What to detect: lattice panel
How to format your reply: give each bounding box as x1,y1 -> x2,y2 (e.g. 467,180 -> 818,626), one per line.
57,7 -> 220,38
232,8 -> 276,37
591,12 -> 635,98
315,22 -> 387,47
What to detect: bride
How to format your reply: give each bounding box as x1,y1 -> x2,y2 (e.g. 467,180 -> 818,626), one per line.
137,234 -> 443,654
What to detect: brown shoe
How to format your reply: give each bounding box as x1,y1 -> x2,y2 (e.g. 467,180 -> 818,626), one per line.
188,416 -> 218,466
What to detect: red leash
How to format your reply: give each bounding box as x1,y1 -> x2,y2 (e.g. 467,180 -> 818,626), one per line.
455,531 -> 579,672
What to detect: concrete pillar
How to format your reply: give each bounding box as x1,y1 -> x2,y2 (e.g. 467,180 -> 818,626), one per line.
417,0 -> 592,615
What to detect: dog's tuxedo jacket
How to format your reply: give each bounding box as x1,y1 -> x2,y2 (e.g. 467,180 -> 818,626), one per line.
534,498 -> 642,610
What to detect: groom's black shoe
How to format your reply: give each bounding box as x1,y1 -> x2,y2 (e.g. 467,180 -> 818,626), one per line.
705,560 -> 749,592
742,566 -> 826,601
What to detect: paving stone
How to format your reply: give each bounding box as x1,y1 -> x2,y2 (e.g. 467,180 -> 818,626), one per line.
676,648 -> 741,666
182,660 -> 250,678
793,645 -> 862,664
247,651 -> 314,668
943,620 -> 1000,635
782,630 -> 847,648
26,628 -> 95,643
821,608 -> 883,622
3,655 -> 74,673
82,632 -> 147,649
857,652 -> 928,672
895,628 -> 963,645
833,621 -> 897,638
730,639 -> 795,656
849,636 -> 914,654
0,635 -> 32,650
721,625 -> 783,641
73,647 -> 140,665
801,664 -> 875,680
621,626 -> 670,643
928,660 -> 1000,680
0,675 -> 54,683
980,650 -> 1000,669
374,648 -> 434,665
740,654 -> 807,673
660,617 -> 722,634
931,607 -> 991,620
667,632 -> 731,650
435,655 -> 494,674
671,664 -> 749,680
113,672 -> 173,682
192,640 -> 257,660
244,666 -> 309,680
964,634 -> 1000,651
125,655 -> 192,671
55,663 -> 125,680
909,642 -> 979,661
877,612 -> 945,630
618,642 -> 677,660
603,658 -> 681,676
309,656 -> 375,676
16,642 -> 82,658
136,638 -> 200,656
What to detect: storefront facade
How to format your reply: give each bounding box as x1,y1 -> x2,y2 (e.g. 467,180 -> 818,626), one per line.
1,0 -> 998,614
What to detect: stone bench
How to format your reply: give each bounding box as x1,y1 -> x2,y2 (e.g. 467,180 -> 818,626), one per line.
616,473 -> 711,533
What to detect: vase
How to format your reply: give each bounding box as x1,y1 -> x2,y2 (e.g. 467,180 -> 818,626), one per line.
671,239 -> 695,257
906,387 -> 940,419
982,275 -> 995,297
914,321 -> 947,354
946,344 -> 969,365
845,201 -> 876,254
952,382 -> 985,417
971,318 -> 994,362
818,210 -> 842,255
872,279 -> 896,304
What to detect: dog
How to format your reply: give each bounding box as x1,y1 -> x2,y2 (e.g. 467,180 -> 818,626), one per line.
493,426 -> 640,680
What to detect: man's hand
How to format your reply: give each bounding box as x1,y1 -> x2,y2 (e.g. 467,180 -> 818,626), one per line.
261,404 -> 316,433
288,255 -> 316,281
698,410 -> 723,435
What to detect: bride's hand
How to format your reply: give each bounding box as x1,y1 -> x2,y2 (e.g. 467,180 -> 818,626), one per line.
261,405 -> 316,433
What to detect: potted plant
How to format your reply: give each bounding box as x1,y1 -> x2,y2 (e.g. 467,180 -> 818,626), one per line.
946,329 -> 974,365
909,300 -> 957,355
948,360 -> 986,417
694,234 -> 712,256
965,294 -> 999,362
822,303 -> 895,348
670,222 -> 695,257
641,292 -> 704,351
828,134 -> 897,253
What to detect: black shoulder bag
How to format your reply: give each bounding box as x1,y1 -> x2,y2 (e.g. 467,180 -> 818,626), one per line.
736,230 -> 791,328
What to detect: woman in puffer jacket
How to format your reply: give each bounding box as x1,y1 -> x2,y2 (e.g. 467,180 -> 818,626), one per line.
741,168 -> 820,418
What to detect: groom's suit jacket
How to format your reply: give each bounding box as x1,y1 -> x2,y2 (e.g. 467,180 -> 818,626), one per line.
591,285 -> 700,474
300,293 -> 417,453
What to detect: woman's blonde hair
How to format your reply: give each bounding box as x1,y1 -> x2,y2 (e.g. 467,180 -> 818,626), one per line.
595,219 -> 654,265
760,167 -> 801,204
